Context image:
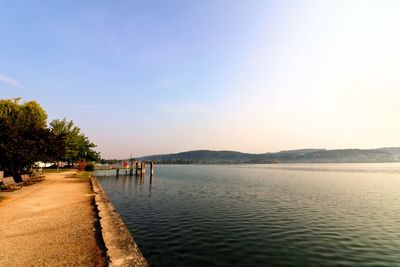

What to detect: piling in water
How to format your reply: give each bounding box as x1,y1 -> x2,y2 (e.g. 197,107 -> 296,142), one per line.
135,161 -> 139,176
150,161 -> 154,176
141,161 -> 146,174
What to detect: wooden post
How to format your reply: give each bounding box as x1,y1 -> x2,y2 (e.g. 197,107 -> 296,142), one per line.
135,161 -> 139,176
131,160 -> 135,176
116,168 -> 119,177
140,161 -> 145,184
150,161 -> 154,176
141,161 -> 146,174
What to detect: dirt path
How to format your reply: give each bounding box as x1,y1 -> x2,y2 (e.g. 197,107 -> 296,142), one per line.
0,171 -> 106,266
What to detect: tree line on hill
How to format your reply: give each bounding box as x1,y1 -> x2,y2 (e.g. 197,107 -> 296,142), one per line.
0,98 -> 100,178
101,148 -> 400,165
137,148 -> 400,164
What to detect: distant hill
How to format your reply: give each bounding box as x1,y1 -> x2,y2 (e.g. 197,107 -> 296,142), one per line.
278,149 -> 326,154
139,150 -> 262,164
137,147 -> 400,164
375,147 -> 400,155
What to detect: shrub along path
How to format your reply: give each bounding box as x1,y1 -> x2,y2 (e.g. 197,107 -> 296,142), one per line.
0,170 -> 106,266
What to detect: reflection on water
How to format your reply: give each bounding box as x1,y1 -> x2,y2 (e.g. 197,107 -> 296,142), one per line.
97,163 -> 400,267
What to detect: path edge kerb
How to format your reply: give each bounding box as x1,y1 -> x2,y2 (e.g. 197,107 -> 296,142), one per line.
91,176 -> 148,267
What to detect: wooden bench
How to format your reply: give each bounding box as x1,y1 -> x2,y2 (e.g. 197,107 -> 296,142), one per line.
2,176 -> 23,191
29,172 -> 45,183
21,174 -> 34,185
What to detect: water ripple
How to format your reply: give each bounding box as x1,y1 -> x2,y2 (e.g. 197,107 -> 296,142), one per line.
98,164 -> 400,267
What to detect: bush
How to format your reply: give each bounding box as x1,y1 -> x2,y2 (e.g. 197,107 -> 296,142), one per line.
84,164 -> 94,171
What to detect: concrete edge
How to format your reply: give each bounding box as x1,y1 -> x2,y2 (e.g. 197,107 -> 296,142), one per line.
91,176 -> 149,267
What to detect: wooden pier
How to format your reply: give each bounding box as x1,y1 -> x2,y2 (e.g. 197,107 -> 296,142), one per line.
95,161 -> 154,177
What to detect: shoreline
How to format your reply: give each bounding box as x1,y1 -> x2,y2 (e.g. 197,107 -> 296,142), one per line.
0,171 -> 147,266
91,175 -> 148,266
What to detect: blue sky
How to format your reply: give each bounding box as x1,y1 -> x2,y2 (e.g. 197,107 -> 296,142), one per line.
1,1 -> 400,158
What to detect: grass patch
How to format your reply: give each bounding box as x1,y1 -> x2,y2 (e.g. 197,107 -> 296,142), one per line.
67,171 -> 93,179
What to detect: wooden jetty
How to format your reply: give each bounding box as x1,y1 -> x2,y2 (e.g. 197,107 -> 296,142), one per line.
95,161 -> 154,177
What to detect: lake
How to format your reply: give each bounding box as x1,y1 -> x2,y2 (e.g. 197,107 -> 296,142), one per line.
96,164 -> 400,266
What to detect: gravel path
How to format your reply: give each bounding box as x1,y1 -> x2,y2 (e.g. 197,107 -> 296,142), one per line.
0,171 -> 106,266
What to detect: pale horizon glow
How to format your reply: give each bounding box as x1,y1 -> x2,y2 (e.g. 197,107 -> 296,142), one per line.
1,1 -> 400,158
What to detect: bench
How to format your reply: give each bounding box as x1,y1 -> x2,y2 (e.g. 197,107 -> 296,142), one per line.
29,171 -> 45,183
21,174 -> 34,185
2,176 -> 23,191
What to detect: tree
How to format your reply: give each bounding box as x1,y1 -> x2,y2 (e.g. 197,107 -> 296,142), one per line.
43,130 -> 67,164
50,118 -> 100,164
0,98 -> 66,177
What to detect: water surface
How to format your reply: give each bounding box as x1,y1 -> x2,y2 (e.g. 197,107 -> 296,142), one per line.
97,164 -> 400,266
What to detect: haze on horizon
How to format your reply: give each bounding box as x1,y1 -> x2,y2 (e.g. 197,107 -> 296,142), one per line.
1,1 -> 400,159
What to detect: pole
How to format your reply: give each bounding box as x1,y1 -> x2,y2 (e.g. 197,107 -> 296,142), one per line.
150,161 -> 154,176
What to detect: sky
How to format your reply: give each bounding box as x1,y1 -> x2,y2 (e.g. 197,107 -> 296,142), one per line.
1,0 -> 400,158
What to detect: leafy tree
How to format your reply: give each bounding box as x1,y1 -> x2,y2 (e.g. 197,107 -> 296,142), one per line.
0,98 -> 66,177
43,130 -> 67,164
50,118 -> 100,164
0,98 -> 99,178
